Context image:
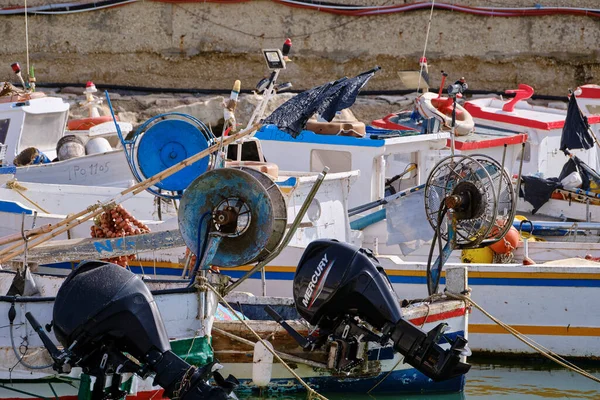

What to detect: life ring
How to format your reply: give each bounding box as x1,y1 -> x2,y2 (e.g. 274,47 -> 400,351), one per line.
67,115 -> 115,131
415,92 -> 475,136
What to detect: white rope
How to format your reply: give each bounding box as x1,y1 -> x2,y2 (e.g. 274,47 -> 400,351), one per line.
24,0 -> 30,77
416,0 -> 436,94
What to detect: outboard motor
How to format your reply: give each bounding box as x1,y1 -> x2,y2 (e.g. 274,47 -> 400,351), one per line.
289,239 -> 470,381
27,261 -> 237,400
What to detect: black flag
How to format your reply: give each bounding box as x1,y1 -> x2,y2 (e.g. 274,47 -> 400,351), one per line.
263,67 -> 379,138
559,94 -> 594,153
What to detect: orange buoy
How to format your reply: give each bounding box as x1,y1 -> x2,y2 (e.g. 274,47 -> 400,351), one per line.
489,226 -> 520,255
67,115 -> 116,131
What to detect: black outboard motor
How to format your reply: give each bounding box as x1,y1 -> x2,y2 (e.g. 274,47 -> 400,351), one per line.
27,261 -> 237,400
291,239 -> 471,381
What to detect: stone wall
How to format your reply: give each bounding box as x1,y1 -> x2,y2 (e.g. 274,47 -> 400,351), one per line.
1,0 -> 600,96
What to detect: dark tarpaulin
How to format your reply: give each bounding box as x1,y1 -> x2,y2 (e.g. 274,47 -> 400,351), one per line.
559,154 -> 600,191
519,176 -> 562,214
263,67 -> 379,138
560,94 -> 594,152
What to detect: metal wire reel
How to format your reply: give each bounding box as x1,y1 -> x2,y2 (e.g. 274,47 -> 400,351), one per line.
178,168 -> 285,268
232,166 -> 287,261
122,113 -> 215,199
424,154 -> 516,294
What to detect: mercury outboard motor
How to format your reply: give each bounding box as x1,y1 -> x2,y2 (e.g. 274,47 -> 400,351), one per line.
27,261 -> 237,400
272,239 -> 470,381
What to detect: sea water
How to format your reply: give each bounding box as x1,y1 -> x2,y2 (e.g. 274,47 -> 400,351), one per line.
239,360 -> 600,400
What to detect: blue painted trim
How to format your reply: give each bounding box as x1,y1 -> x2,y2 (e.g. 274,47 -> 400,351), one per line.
350,209 -> 385,230
0,166 -> 16,175
256,125 -> 386,147
42,262 -> 184,277
43,264 -> 600,288
221,270 -> 600,288
276,177 -> 297,187
0,200 -> 34,215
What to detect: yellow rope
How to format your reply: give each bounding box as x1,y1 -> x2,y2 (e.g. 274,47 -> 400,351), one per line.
446,291 -> 600,384
6,180 -> 51,214
203,280 -> 329,400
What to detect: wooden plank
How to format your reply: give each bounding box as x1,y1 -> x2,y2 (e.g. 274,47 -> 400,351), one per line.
21,229 -> 185,264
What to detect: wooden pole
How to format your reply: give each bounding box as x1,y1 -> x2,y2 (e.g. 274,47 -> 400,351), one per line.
0,124 -> 260,264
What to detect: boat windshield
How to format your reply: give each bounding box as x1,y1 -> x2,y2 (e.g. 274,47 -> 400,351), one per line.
19,110 -> 69,158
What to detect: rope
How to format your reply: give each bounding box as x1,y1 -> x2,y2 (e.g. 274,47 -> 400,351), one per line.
445,291 -> 600,384
24,0 -> 30,77
6,180 -> 51,214
202,280 -> 328,400
416,0 -> 435,94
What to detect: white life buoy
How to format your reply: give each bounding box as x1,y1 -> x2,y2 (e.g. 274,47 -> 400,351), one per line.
415,92 -> 475,136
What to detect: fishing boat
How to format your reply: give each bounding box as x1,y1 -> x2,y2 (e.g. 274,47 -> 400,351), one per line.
0,164 -> 472,397
218,55 -> 600,360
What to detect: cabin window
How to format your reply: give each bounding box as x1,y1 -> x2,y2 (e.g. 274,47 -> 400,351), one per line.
0,119 -> 8,144
227,140 -> 262,161
310,149 -> 351,173
516,142 -> 531,162
19,111 -> 68,155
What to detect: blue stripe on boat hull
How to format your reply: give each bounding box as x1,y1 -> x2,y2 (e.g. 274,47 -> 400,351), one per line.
42,264 -> 600,288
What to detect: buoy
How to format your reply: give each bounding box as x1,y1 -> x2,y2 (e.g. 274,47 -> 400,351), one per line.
85,137 -> 113,155
57,135 -> 86,161
461,247 -> 494,263
251,341 -> 274,387
489,226 -> 520,255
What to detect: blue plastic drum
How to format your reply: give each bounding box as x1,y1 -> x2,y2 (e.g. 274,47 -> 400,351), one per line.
137,119 -> 213,192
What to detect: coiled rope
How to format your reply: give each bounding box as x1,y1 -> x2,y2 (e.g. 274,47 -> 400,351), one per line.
445,291 -> 600,384
201,279 -> 328,400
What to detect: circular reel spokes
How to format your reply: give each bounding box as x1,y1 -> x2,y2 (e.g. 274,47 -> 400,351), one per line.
425,154 -> 514,249
470,154 -> 517,247
178,168 -> 284,268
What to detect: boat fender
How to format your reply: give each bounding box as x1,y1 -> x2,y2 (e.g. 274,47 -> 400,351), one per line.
57,135 -> 86,161
415,92 -> 475,136
488,226 -> 520,255
85,137 -> 113,155
251,340 -> 274,387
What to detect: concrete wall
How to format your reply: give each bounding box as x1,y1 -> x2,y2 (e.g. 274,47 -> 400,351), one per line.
1,0 -> 600,96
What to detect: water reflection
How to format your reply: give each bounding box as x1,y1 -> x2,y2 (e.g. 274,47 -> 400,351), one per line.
239,361 -> 600,399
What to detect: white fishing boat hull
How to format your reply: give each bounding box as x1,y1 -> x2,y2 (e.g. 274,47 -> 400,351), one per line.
0,266 -> 470,398
0,272 -> 222,400
223,247 -> 600,359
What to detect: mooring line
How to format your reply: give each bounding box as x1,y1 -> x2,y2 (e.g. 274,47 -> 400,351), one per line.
202,279 -> 329,400
446,291 -> 600,383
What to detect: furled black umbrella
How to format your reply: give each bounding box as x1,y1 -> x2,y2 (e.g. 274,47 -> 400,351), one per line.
560,93 -> 594,153
263,67 -> 380,138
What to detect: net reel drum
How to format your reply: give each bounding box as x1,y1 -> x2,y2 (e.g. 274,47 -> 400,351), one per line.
119,113 -> 216,200
178,167 -> 287,271
424,154 -> 517,294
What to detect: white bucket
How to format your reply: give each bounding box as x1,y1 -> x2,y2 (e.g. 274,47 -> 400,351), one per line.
85,137 -> 113,155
